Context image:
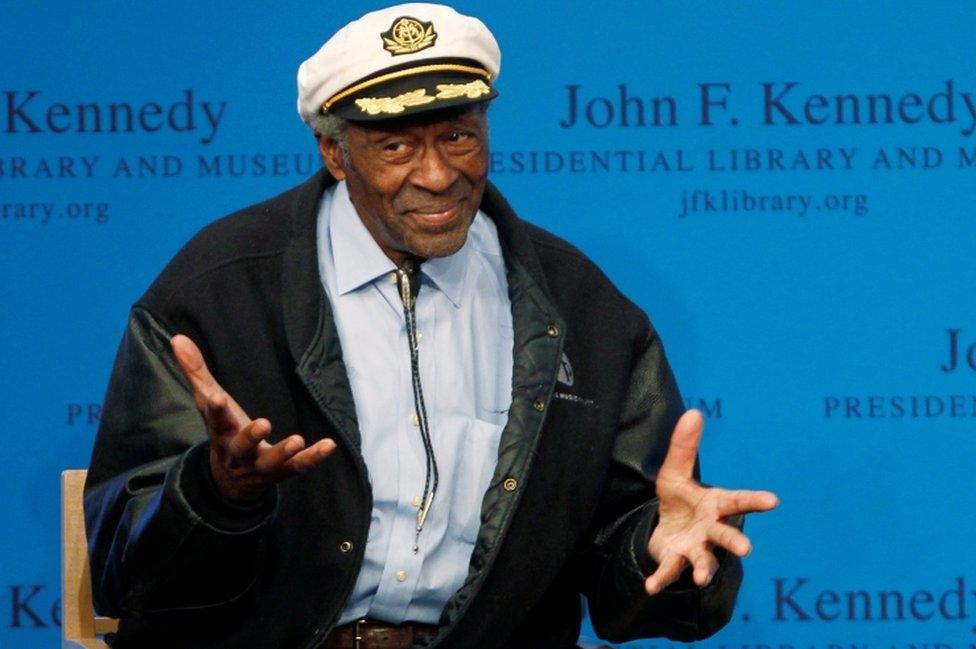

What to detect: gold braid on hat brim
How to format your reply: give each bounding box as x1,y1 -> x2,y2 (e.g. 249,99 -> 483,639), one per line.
322,63 -> 492,112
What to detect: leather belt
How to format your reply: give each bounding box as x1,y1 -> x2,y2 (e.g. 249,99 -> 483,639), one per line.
322,619 -> 439,649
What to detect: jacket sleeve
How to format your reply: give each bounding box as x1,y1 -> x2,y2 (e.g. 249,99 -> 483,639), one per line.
84,306 -> 277,617
583,324 -> 743,642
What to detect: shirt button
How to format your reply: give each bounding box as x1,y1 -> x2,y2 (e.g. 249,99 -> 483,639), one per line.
533,399 -> 545,412
339,541 -> 353,553
395,570 -> 408,582
410,412 -> 420,426
503,478 -> 518,492
547,324 -> 560,337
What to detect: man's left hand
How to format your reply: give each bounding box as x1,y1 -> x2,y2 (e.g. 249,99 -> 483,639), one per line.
644,409 -> 779,595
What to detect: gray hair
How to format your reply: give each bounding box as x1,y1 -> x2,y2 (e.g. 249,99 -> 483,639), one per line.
309,112 -> 350,161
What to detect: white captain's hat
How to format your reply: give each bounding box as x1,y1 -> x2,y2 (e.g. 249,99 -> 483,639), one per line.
297,3 -> 501,123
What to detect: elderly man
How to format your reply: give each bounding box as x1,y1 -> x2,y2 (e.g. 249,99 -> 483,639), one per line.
84,4 -> 777,648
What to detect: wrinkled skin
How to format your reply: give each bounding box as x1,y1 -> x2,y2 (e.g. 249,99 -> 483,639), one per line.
319,105 -> 490,265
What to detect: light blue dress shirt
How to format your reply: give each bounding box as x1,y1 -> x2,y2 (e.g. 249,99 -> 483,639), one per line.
316,182 -> 514,624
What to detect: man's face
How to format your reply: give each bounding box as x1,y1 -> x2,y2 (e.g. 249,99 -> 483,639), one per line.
320,106 -> 490,265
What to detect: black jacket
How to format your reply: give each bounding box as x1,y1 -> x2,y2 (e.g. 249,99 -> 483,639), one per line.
84,171 -> 742,648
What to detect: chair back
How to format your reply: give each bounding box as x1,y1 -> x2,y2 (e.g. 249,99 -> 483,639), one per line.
61,469 -> 119,649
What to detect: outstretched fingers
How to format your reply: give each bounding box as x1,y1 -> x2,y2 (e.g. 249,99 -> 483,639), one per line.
688,543 -> 720,587
171,334 -> 220,410
717,489 -> 780,517
252,433 -> 306,475
706,521 -> 752,557
645,553 -> 686,595
659,409 -> 704,479
249,436 -> 335,478
225,417 -> 273,458
203,391 -> 245,438
285,438 -> 337,474
174,334 -> 253,436
170,334 -> 336,498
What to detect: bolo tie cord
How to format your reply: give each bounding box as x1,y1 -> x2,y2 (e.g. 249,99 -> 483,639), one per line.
396,259 -> 439,554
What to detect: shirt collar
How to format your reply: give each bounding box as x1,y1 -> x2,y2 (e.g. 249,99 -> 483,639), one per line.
330,181 -> 397,296
422,245 -> 467,308
329,181 -> 472,307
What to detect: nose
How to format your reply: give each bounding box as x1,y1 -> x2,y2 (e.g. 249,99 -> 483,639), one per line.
408,143 -> 459,194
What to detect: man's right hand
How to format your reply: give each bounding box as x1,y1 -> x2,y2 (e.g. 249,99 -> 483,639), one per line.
171,334 -> 336,502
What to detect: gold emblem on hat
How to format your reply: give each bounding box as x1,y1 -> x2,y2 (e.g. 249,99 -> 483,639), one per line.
381,16 -> 437,56
355,89 -> 437,115
434,80 -> 491,100
354,80 -> 491,116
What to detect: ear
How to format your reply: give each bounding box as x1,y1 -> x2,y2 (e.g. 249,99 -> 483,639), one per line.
317,134 -> 347,181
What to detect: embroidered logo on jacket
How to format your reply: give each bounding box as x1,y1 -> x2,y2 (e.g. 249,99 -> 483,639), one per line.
556,352 -> 574,387
553,353 -> 596,406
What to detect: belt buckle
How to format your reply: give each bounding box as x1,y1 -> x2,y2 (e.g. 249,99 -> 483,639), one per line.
353,618 -> 366,649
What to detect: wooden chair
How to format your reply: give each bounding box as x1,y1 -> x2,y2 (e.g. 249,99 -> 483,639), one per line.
61,469 -> 119,648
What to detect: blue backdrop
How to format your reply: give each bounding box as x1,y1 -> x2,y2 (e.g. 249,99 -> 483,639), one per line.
3,1 -> 975,646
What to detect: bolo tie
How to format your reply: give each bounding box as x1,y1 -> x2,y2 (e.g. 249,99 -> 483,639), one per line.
395,257 -> 439,553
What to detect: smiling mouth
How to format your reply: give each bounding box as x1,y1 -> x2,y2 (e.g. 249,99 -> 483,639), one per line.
405,203 -> 462,227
